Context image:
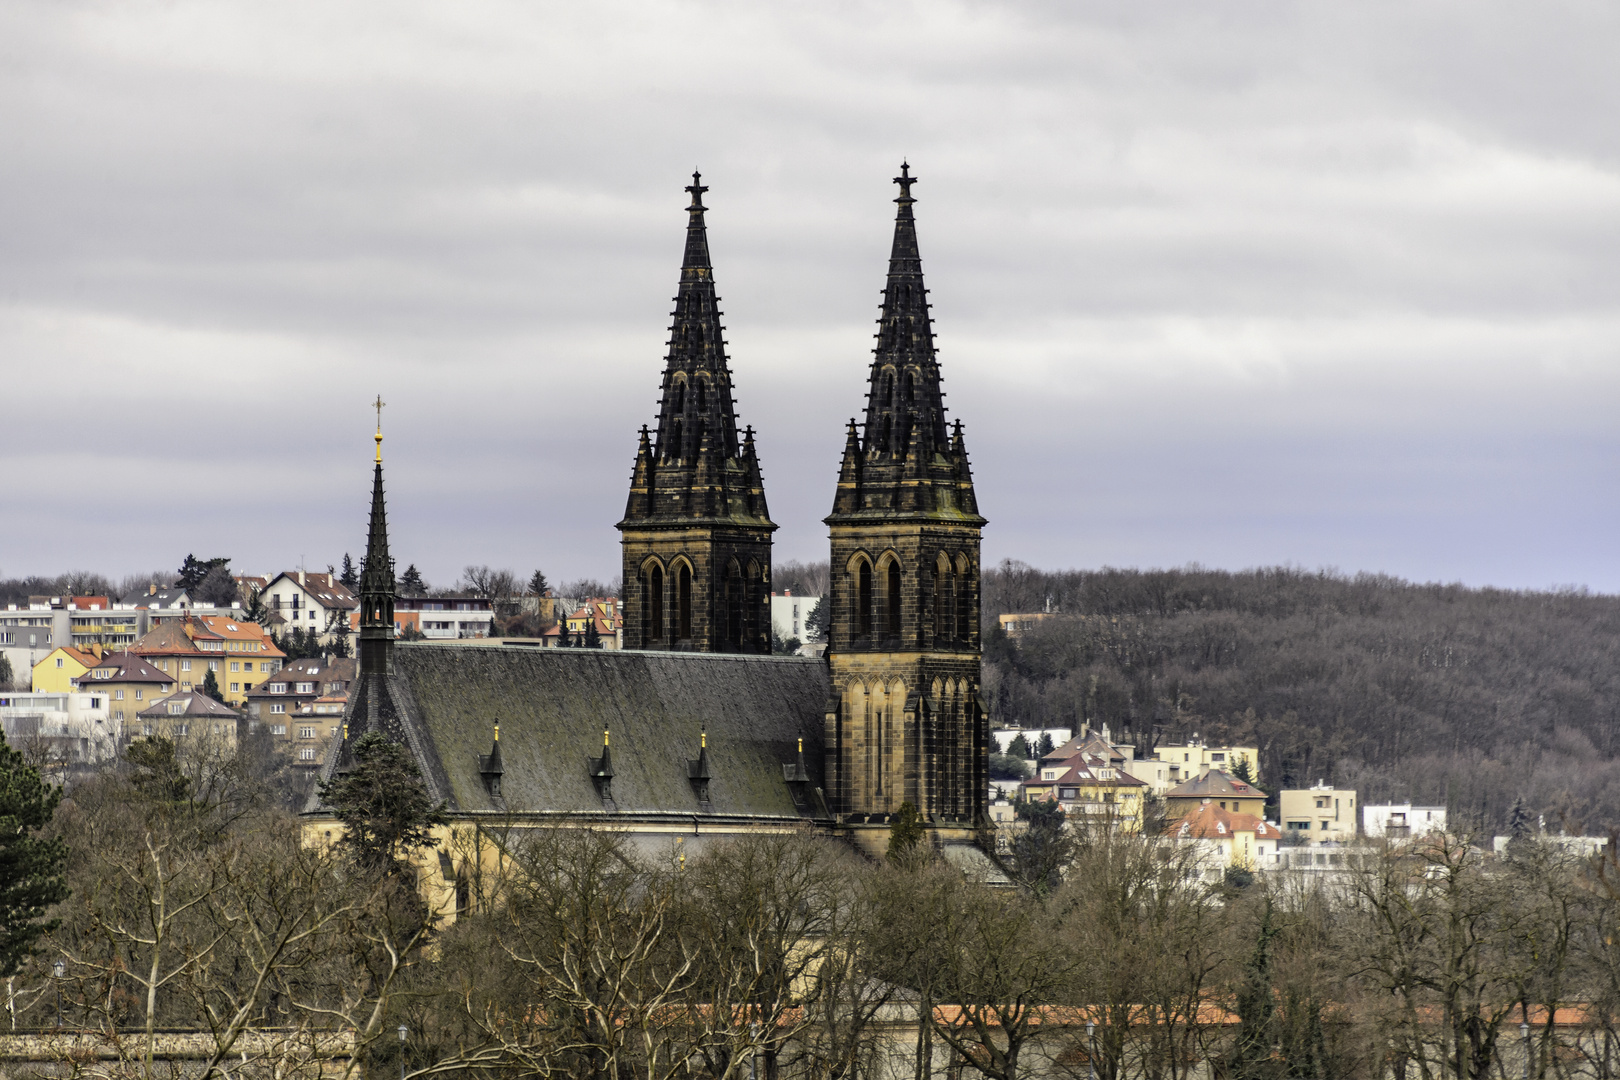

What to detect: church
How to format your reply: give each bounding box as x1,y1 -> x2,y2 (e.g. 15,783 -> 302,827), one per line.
307,165 -> 991,876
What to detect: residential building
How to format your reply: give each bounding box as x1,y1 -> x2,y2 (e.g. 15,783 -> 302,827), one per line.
0,690 -> 117,773
1164,769 -> 1268,821
198,615 -> 286,702
261,571 -> 358,644
1363,802 -> 1447,838
29,645 -> 104,693
1148,736 -> 1261,794
770,592 -> 821,645
128,586 -> 198,625
1166,801 -> 1282,880
1,606 -> 60,685
135,692 -> 245,753
1279,781 -> 1357,841
542,599 -> 621,648
130,617 -> 284,707
997,611 -> 1059,639
245,657 -> 356,768
349,595 -> 495,640
71,651 -> 176,735
1022,734 -> 1149,832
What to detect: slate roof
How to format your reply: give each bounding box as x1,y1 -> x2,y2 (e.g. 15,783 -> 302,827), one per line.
1165,768 -> 1268,801
138,692 -> 243,720
130,620 -> 215,656
77,652 -> 175,685
310,644 -> 831,824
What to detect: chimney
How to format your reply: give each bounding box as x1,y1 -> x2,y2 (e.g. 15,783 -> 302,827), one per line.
148,583 -> 157,596
298,569 -> 306,587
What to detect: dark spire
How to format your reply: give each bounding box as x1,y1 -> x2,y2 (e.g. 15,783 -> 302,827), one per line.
653,170 -> 739,463
827,164 -> 983,528
357,399 -> 396,677
863,161 -> 947,460
619,174 -> 773,531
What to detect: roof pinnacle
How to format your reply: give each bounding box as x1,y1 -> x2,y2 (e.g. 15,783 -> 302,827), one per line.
372,394 -> 385,463
893,161 -> 917,207
685,171 -> 708,211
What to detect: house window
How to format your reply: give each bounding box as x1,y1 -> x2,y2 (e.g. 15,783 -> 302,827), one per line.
115,690 -> 124,700
271,724 -> 287,735
296,682 -> 314,694
182,682 -> 192,691
230,683 -> 240,692
181,660 -> 192,671
169,704 -> 184,715
271,703 -> 285,714
299,726 -> 315,739
230,662 -> 240,672
135,689 -> 143,700
55,658 -> 63,668
115,710 -> 124,720
142,724 -> 153,736
208,661 -> 219,671
177,724 -> 189,735
299,747 -> 316,761
270,683 -> 286,694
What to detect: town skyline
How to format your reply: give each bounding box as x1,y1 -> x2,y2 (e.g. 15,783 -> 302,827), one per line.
4,3 -> 1618,592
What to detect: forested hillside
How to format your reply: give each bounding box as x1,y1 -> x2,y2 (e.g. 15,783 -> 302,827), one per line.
982,562 -> 1620,835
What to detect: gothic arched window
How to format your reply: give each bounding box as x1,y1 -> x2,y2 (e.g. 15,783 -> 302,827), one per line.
677,564 -> 693,641
886,561 -> 903,639
648,564 -> 664,642
857,561 -> 873,639
726,560 -> 743,647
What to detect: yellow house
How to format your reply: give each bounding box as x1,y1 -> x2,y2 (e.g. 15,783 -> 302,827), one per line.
31,645 -> 104,693
1164,769 -> 1269,821
131,617 -> 285,708
73,651 -> 176,734
1149,737 -> 1260,793
1166,801 -> 1282,880
1020,750 -> 1148,833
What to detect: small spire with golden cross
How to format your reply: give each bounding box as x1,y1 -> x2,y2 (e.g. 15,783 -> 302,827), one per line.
373,395 -> 386,462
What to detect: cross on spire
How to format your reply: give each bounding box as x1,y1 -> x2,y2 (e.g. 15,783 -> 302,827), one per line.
685,171 -> 708,210
373,395 -> 386,462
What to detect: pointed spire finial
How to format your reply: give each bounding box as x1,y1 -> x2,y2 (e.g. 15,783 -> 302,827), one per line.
685,171 -> 708,210
373,395 -> 386,463
893,161 -> 917,207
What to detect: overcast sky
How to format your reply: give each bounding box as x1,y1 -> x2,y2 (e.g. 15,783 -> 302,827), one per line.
4,1 -> 1618,593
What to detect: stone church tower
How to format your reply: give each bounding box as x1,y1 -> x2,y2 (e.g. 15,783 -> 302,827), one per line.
823,164 -> 988,838
618,174 -> 775,653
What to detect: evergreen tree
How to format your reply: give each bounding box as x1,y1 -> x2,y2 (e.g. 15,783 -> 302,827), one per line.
0,736 -> 68,976
339,554 -> 359,591
1035,732 -> 1055,758
1007,733 -> 1032,759
1230,899 -> 1278,1080
886,800 -> 925,866
555,624 -> 572,648
243,586 -> 271,628
1508,795 -> 1533,840
317,732 -> 449,875
400,564 -> 426,594
200,668 -> 224,702
126,737 -> 193,806
1011,798 -> 1072,896
528,569 -> 549,596
0,653 -> 12,690
1232,754 -> 1257,783
177,554 -> 229,591
583,613 -> 602,649
804,598 -> 829,644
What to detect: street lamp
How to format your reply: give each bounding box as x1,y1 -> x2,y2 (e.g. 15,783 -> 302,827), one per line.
1087,1019 -> 1096,1080
52,960 -> 64,1028
398,1023 -> 409,1080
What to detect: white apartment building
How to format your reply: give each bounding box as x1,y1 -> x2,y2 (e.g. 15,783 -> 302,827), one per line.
0,691 -> 118,767
1363,802 -> 1447,838
261,571 -> 358,644
770,593 -> 821,645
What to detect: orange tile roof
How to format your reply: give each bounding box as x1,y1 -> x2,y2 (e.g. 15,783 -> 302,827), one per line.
1166,801 -> 1280,840
199,616 -> 286,658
